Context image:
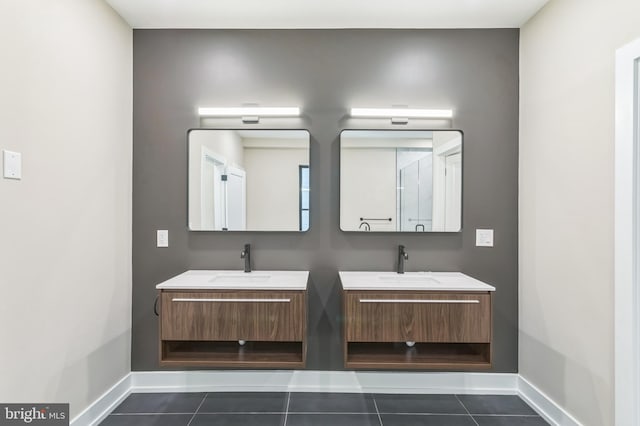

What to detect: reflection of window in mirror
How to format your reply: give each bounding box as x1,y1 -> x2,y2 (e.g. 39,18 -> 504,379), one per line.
299,166 -> 310,231
188,129 -> 310,232
340,130 -> 462,233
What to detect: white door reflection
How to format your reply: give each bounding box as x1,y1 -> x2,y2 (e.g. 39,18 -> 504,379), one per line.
225,166 -> 246,231
200,149 -> 226,230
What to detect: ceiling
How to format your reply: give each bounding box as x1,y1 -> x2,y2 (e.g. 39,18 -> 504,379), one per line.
105,0 -> 550,29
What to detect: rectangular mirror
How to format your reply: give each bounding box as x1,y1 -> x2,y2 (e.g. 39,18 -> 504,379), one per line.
188,129 -> 310,231
340,130 -> 462,232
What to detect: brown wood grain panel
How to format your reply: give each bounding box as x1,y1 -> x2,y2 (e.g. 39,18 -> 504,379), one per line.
160,290 -> 304,341
344,291 -> 491,343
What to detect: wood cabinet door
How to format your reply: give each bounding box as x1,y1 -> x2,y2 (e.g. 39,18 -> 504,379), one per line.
344,291 -> 491,343
160,291 -> 305,341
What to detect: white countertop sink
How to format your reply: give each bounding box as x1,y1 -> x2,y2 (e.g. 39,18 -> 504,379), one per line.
156,270 -> 309,290
339,271 -> 495,291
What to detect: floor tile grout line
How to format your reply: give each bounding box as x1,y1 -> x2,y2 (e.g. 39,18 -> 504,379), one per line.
372,398 -> 384,426
455,394 -> 480,426
108,411 -> 543,417
110,412 -> 195,416
287,412 -> 378,415
376,413 -> 479,416
283,392 -> 291,426
186,392 -> 208,426
470,414 -> 543,417
198,411 -> 287,415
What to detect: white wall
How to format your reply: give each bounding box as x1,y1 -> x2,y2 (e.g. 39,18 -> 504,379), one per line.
244,147 -> 307,230
190,130 -> 245,171
0,0 -> 132,419
340,148 -> 397,231
519,1 -> 640,424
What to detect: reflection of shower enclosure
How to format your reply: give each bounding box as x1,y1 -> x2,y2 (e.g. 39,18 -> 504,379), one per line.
397,149 -> 433,232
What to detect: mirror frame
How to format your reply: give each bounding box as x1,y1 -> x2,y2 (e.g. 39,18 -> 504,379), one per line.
187,127 -> 312,233
338,128 -> 464,233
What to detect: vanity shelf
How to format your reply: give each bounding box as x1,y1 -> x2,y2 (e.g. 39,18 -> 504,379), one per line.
340,272 -> 495,370
156,271 -> 309,369
161,341 -> 305,368
345,342 -> 491,369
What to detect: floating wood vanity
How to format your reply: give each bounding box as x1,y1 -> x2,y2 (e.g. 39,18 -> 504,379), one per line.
156,270 -> 308,368
340,271 -> 495,370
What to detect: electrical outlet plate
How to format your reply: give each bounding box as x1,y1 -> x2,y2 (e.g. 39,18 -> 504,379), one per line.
157,230 -> 169,247
476,229 -> 494,247
3,150 -> 22,180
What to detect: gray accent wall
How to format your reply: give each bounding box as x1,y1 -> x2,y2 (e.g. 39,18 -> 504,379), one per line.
132,29 -> 519,371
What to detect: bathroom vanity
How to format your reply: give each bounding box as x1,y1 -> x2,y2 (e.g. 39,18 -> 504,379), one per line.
156,270 -> 308,368
340,271 -> 495,370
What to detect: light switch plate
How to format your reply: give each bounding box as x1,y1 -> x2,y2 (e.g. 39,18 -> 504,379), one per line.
476,229 -> 494,247
157,230 -> 169,247
3,150 -> 22,180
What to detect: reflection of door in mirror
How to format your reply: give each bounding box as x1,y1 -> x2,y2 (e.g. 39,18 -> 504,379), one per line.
201,151 -> 246,231
225,166 -> 246,231
201,149 -> 226,230
299,166 -> 310,231
432,132 -> 462,232
444,153 -> 462,231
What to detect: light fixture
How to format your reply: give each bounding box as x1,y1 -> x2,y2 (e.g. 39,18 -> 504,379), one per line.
350,107 -> 453,124
198,106 -> 300,123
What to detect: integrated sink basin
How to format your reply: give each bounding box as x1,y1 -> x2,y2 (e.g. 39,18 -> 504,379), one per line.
377,275 -> 441,285
339,271 -> 495,291
210,274 -> 271,283
156,270 -> 308,290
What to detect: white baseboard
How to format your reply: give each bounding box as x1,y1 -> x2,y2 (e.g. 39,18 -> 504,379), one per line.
73,370 -> 582,426
518,375 -> 583,426
130,370 -> 519,395
131,370 -> 294,393
70,373 -> 132,426
355,371 -> 518,394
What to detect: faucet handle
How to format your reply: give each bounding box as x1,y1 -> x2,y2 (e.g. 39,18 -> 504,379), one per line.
399,245 -> 408,259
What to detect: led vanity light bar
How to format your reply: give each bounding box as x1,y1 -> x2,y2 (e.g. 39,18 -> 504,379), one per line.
198,107 -> 300,117
350,108 -> 453,119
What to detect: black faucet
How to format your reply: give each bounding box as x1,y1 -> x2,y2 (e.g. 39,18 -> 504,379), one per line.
397,245 -> 408,274
241,244 -> 251,273
359,221 -> 371,231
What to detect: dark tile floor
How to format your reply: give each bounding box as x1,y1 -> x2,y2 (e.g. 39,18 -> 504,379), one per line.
100,392 -> 549,426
